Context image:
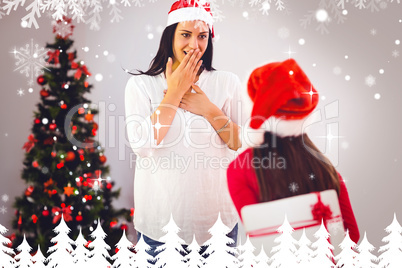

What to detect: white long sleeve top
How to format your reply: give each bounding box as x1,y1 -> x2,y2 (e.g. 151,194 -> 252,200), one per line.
124,70 -> 242,245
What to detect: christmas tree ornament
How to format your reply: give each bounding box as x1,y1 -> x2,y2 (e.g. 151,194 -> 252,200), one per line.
120,223 -> 128,231
43,136 -> 54,145
42,207 -> 49,217
37,75 -> 46,85
65,151 -> 75,162
47,50 -> 60,64
49,122 -> 57,131
84,112 -> 94,122
52,16 -> 74,40
22,134 -> 38,153
31,214 -> 38,224
51,150 -> 57,158
68,52 -> 75,61
25,186 -> 34,197
32,161 -> 39,168
106,183 -> 112,190
78,107 -> 85,114
40,88 -> 50,97
71,61 -> 91,80
64,183 -> 75,197
99,155 -> 107,164
110,220 -> 117,228
34,118 -> 41,124
56,160 -> 65,169
60,101 -> 67,109
76,212 -> 83,222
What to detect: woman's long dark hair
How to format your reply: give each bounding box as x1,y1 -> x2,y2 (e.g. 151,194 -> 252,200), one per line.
253,132 -> 340,203
132,23 -> 215,76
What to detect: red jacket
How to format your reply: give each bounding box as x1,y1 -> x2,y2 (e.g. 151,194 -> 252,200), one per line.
227,148 -> 360,243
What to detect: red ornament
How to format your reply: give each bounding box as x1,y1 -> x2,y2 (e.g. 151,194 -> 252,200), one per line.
51,151 -> 57,158
84,81 -> 89,88
76,214 -> 83,222
25,186 -> 34,196
91,128 -> 97,136
40,89 -> 50,97
78,107 -> 85,114
99,155 -> 107,164
44,137 -> 54,145
71,61 -> 92,80
106,183 -> 112,190
68,52 -> 75,61
47,50 -> 60,64
22,134 -> 38,153
110,221 -> 117,228
77,149 -> 84,155
34,118 -> 41,124
42,209 -> 49,217
57,161 -> 64,169
61,103 -> 67,109
130,208 -> 135,217
18,215 -> 22,228
84,113 -> 94,122
92,122 -> 98,130
37,75 -> 46,85
32,161 -> 39,168
65,151 -> 75,162
32,214 -> 38,224
120,224 -> 128,231
49,123 -> 57,131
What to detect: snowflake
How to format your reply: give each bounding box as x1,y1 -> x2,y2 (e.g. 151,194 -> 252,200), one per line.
309,173 -> 315,180
277,26 -> 290,39
0,206 -> 6,214
17,89 -> 25,96
365,75 -> 376,87
11,39 -> 48,86
289,182 -> 299,193
370,28 -> 377,35
259,1 -> 271,15
392,50 -> 400,58
284,46 -> 296,59
52,17 -> 74,39
1,194 -> 9,202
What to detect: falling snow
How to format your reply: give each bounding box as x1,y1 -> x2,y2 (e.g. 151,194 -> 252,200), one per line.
0,206 -> 6,214
370,28 -> 377,35
392,50 -> 400,58
1,194 -> 8,202
11,39 -> 48,86
17,89 -> 25,96
289,182 -> 299,193
365,75 -> 376,87
309,173 -> 316,180
277,26 -> 290,39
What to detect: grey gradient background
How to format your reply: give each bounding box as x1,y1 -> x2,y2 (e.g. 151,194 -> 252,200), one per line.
0,1 -> 401,249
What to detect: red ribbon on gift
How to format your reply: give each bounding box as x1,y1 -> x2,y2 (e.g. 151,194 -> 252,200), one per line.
52,206 -> 73,224
22,134 -> 38,153
71,61 -> 91,80
247,192 -> 341,238
47,50 -> 60,64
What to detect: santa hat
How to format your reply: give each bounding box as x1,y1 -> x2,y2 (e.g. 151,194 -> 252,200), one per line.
247,58 -> 319,137
167,0 -> 214,37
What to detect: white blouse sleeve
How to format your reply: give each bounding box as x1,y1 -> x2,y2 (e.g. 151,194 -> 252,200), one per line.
221,73 -> 246,151
124,76 -> 163,158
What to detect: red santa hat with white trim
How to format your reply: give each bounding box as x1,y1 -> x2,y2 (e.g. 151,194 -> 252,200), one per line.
167,0 -> 215,37
247,58 -> 319,137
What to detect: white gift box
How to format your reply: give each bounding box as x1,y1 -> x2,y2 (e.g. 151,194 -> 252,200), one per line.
241,189 -> 345,255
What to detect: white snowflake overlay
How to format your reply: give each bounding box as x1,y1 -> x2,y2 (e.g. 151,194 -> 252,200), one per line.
1,213 -> 402,267
10,39 -> 48,87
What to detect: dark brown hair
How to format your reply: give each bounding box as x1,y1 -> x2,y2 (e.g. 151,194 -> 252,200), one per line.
253,132 -> 340,202
132,23 -> 215,76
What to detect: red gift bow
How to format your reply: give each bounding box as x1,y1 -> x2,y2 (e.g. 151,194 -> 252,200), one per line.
52,206 -> 73,224
22,134 -> 38,153
71,61 -> 91,80
47,50 -> 60,64
247,192 -> 341,238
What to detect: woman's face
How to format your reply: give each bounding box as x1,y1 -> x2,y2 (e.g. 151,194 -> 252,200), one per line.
172,20 -> 209,67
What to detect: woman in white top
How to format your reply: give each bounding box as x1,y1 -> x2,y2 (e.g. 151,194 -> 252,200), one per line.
125,0 -> 242,256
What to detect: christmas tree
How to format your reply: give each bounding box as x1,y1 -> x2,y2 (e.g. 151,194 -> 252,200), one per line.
11,16 -> 131,254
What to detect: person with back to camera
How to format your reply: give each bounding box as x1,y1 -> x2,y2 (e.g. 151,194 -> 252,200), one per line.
125,0 -> 243,257
227,58 -> 360,244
